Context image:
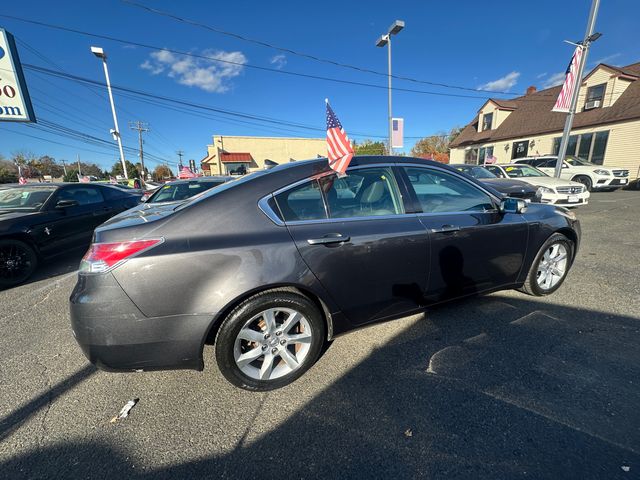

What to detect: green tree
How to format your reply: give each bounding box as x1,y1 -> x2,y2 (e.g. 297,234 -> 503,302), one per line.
153,164 -> 173,181
410,126 -> 464,162
30,155 -> 64,178
111,160 -> 140,179
353,139 -> 387,156
63,169 -> 80,182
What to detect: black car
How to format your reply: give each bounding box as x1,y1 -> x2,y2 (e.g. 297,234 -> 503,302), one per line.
70,156 -> 580,390
451,164 -> 540,201
0,183 -> 141,288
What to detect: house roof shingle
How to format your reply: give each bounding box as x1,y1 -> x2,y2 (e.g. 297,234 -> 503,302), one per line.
450,62 -> 640,148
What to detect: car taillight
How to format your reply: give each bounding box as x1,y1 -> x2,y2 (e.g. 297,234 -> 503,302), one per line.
79,238 -> 163,274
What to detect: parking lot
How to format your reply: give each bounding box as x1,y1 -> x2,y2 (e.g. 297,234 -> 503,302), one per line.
0,189 -> 639,479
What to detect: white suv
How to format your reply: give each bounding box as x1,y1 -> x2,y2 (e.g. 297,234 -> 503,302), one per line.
514,156 -> 629,191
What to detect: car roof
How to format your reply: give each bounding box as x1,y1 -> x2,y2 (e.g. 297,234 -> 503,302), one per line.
163,177 -> 234,185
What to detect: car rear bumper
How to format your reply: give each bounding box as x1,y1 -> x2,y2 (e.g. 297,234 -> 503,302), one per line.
70,273 -> 211,372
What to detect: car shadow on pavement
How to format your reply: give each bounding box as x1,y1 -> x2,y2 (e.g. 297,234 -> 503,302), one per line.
0,364 -> 97,443
1,295 -> 639,479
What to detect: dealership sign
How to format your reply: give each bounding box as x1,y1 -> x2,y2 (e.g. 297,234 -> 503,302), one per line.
0,28 -> 36,122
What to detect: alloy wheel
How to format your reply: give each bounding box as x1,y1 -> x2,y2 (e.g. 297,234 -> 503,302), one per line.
0,243 -> 34,283
536,243 -> 568,290
233,307 -> 312,381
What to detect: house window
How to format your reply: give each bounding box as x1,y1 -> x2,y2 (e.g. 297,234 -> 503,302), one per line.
552,131 -> 609,164
591,131 -> 609,165
585,83 -> 605,108
482,113 -> 493,131
478,146 -> 494,164
512,140 -> 528,159
464,148 -> 479,164
577,133 -> 593,160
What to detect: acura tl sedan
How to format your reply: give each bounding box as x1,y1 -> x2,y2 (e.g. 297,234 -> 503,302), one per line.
70,156 -> 580,390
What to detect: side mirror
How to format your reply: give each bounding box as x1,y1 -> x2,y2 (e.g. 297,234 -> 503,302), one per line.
500,197 -> 528,214
56,199 -> 79,209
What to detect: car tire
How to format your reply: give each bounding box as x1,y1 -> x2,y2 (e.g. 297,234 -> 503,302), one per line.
573,175 -> 593,192
215,290 -> 326,391
0,239 -> 38,289
518,233 -> 574,296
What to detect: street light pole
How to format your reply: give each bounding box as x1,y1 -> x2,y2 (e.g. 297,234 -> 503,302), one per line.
387,35 -> 393,156
376,20 -> 404,156
90,46 -> 128,179
553,0 -> 601,178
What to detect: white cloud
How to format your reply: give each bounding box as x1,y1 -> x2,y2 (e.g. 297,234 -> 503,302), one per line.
270,54 -> 287,69
477,71 -> 520,92
542,72 -> 566,89
140,49 -> 247,93
590,52 -> 622,67
536,72 -> 548,79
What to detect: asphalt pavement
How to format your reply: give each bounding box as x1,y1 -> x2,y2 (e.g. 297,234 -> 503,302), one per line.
1,190 -> 639,479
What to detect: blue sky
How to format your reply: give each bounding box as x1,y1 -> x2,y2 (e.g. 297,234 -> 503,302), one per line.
0,0 -> 638,172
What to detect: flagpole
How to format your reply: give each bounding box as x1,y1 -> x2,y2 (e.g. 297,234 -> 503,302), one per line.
553,0 -> 601,178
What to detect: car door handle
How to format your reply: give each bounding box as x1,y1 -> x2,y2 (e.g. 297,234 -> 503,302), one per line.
431,225 -> 460,234
307,233 -> 350,245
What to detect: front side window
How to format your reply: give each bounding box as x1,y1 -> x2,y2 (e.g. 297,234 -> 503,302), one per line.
482,113 -> 493,131
57,186 -> 104,206
585,83 -> 605,107
319,167 -> 404,219
402,167 -> 494,213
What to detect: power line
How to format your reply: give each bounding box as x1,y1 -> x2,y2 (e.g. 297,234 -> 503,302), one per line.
0,14 -> 505,100
18,64 -> 452,140
120,1 -> 524,96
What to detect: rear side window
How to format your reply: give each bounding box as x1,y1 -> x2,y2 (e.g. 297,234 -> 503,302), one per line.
485,166 -> 504,178
274,180 -> 326,221
402,167 -> 494,213
319,167 -> 404,218
101,186 -> 129,200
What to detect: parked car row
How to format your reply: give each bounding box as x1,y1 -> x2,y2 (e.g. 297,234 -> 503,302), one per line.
0,176 -> 234,287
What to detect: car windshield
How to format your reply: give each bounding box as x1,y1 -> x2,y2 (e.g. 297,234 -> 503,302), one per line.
0,187 -> 56,210
455,166 -> 497,179
565,156 -> 595,166
147,181 -> 225,203
503,165 -> 548,178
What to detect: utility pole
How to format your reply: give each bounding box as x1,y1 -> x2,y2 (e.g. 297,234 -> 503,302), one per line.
176,150 -> 184,169
554,0 -> 601,178
130,121 -> 150,180
77,154 -> 82,175
61,159 -> 67,176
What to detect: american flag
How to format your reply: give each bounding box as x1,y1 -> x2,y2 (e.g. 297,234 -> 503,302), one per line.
484,154 -> 497,165
552,46 -> 584,113
325,99 -> 354,175
18,177 -> 27,185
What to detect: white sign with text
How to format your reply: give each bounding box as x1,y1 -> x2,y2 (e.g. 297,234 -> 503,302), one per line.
0,28 -> 35,122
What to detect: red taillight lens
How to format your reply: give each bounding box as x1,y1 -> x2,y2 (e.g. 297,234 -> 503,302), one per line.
79,238 -> 163,274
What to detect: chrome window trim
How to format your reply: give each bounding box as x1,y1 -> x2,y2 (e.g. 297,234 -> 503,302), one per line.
258,162 -> 502,226
258,194 -> 285,226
